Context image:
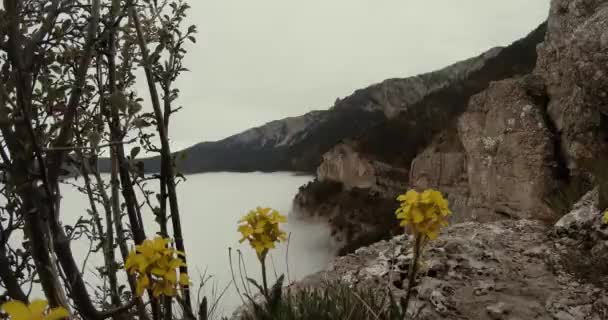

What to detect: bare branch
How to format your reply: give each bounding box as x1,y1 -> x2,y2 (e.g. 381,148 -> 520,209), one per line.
43,137 -> 137,152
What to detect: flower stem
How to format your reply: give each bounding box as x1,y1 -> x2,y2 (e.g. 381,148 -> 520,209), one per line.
261,256 -> 269,298
403,233 -> 422,315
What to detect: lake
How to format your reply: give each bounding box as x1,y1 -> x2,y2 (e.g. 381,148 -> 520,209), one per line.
54,172 -> 334,316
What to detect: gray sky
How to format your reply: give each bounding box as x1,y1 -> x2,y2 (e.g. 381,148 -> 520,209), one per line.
155,1 -> 550,150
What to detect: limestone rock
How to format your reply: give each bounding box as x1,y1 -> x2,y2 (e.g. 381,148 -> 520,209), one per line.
408,129 -> 472,222
410,78 -> 559,223
535,0 -> 608,173
293,219 -> 608,320
317,143 -> 407,194
554,187 -> 601,238
457,78 -> 557,221
486,302 -> 509,320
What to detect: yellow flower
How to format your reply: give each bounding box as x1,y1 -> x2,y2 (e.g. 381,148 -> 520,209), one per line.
1,300 -> 69,320
269,211 -> 287,224
152,280 -> 176,298
238,207 -> 287,258
397,190 -> 419,204
603,209 -> 608,225
125,236 -> 188,297
136,274 -> 150,297
179,273 -> 190,286
395,189 -> 452,241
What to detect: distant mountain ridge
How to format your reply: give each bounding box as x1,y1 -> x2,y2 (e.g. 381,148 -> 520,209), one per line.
113,39 -> 525,174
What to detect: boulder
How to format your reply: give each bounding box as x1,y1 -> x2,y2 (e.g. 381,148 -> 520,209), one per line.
554,187 -> 602,238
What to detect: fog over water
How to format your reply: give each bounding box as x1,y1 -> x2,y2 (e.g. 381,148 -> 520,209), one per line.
53,172 -> 333,315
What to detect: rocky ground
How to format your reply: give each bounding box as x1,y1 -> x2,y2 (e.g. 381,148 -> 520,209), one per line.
293,190 -> 608,320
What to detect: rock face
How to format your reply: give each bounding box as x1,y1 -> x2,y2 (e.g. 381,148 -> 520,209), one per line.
536,0 -> 608,174
296,0 -> 608,253
407,79 -> 560,224
317,144 -> 378,191
296,0 -> 608,251
404,0 -> 608,227
317,143 -> 409,194
294,23 -> 548,253
457,77 -> 557,222
408,77 -> 560,223
294,215 -> 608,319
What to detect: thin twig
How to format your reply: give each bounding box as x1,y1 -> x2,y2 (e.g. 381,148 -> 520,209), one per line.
42,138 -> 138,152
237,250 -> 252,296
79,237 -> 95,275
228,248 -> 246,306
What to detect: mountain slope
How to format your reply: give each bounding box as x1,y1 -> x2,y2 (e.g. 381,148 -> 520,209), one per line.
126,43 -> 520,174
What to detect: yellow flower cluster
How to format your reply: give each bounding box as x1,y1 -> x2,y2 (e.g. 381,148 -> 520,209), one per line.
395,189 -> 452,240
238,207 -> 287,257
125,237 -> 189,297
603,209 -> 608,225
1,300 -> 69,320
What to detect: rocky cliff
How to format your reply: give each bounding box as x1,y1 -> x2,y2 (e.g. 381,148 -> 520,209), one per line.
294,23 -> 549,253
295,0 -> 608,256
406,0 -> 608,226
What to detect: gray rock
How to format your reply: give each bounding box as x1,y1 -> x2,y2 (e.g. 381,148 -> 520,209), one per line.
555,188 -> 600,235
486,302 -> 509,319
288,220 -> 608,320
317,143 -> 408,193
535,0 -> 608,173
409,78 -> 559,223
458,78 -> 557,222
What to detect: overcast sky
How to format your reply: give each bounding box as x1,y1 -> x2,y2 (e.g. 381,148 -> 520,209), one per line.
149,1 -> 550,150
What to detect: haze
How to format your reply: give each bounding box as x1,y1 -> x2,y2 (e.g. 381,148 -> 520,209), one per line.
153,0 -> 551,150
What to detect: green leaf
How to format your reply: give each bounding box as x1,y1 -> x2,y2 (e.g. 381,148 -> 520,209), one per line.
130,147 -> 141,159
108,91 -> 128,112
128,101 -> 143,116
87,130 -> 101,149
246,277 -> 264,295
